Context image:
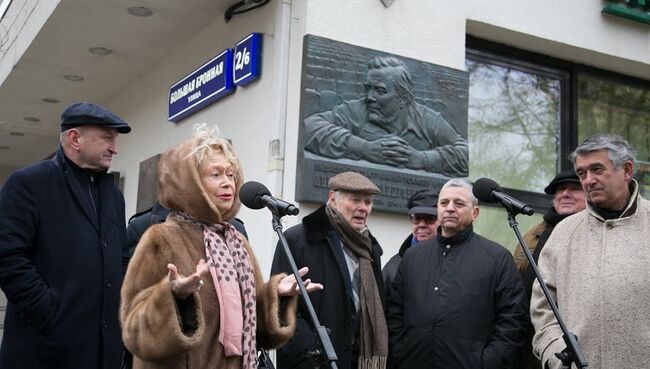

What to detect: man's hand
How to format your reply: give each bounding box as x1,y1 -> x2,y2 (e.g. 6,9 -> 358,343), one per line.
361,136 -> 413,165
361,136 -> 426,169
168,259 -> 210,300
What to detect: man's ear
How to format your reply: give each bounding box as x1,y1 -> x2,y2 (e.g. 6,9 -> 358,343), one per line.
67,129 -> 82,152
398,95 -> 407,109
327,190 -> 337,208
472,205 -> 480,221
623,160 -> 634,182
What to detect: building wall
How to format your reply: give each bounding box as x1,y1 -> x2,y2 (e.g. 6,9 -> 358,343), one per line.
108,2 -> 288,275
281,0 -> 649,266
108,0 -> 648,275
0,0 -> 59,86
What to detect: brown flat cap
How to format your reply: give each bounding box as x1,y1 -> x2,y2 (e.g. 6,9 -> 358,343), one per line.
328,171 -> 380,194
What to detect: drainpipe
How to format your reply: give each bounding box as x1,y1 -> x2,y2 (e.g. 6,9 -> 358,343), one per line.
266,0 -> 292,199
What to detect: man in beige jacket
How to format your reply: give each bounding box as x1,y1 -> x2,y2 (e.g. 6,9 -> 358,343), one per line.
531,134 -> 650,369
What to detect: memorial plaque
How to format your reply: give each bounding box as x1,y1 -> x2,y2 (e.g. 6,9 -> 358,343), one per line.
136,154 -> 161,213
296,35 -> 469,214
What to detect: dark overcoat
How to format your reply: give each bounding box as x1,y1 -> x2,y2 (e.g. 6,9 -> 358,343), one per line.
387,226 -> 528,369
0,148 -> 128,369
270,205 -> 385,369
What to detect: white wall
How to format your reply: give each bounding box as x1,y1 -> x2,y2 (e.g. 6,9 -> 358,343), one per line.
280,0 -> 650,264
465,0 -> 650,79
108,0 -> 648,274
108,2 -> 285,276
0,0 -> 60,86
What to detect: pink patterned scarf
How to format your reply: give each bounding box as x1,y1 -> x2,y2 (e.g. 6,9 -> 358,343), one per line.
174,211 -> 257,369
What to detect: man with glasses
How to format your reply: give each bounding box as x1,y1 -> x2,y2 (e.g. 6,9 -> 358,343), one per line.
382,189 -> 438,296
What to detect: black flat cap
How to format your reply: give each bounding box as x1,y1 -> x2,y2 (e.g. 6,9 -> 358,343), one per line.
544,170 -> 581,195
407,189 -> 438,216
61,102 -> 131,133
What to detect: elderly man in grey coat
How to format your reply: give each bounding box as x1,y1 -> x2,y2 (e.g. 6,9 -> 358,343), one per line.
531,134 -> 650,369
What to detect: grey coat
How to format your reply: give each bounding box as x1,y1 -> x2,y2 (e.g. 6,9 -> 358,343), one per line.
531,181 -> 650,369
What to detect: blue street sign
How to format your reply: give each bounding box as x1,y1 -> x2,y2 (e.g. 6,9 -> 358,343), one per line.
233,33 -> 262,86
168,49 -> 235,122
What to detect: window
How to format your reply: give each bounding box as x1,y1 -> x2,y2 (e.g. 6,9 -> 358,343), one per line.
578,72 -> 650,198
466,38 -> 650,252
466,54 -> 565,194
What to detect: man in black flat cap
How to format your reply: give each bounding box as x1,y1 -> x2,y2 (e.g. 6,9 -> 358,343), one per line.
382,189 -> 438,301
0,102 -> 131,369
271,171 -> 388,369
512,169 -> 585,369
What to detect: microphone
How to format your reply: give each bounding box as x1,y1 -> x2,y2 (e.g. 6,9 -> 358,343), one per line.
240,181 -> 299,216
473,178 -> 534,216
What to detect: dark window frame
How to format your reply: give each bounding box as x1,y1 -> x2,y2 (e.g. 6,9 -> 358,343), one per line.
466,36 -> 650,213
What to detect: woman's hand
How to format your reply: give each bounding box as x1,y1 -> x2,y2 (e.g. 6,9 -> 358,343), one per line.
277,267 -> 324,297
168,259 -> 210,300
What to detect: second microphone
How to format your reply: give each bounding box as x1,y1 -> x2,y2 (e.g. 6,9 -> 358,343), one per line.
240,181 -> 299,216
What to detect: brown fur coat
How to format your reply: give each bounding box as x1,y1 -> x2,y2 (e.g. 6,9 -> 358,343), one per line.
120,139 -> 298,369
513,221 -> 545,273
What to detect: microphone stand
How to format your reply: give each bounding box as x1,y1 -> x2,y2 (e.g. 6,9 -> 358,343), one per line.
505,209 -> 588,369
268,207 -> 339,369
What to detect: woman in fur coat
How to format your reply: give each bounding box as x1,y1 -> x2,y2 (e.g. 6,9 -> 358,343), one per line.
120,126 -> 322,369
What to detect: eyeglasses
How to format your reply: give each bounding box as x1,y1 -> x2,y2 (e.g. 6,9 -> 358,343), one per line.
409,214 -> 437,225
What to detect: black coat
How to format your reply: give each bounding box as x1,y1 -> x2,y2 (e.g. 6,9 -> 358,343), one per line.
0,148 -> 128,369
381,234 -> 413,305
271,205 -> 385,369
126,201 -> 249,257
387,226 -> 527,369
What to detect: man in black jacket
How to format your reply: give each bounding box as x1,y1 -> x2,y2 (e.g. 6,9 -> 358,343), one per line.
512,170 -> 585,369
271,171 -> 387,369
382,189 -> 438,301
387,178 -> 527,369
0,102 -> 131,369
126,200 -> 248,257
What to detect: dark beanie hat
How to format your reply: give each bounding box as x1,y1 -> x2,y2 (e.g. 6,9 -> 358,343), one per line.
544,170 -> 581,195
407,189 -> 438,216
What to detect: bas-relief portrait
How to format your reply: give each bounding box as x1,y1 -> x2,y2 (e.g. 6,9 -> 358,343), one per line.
296,35 -> 469,213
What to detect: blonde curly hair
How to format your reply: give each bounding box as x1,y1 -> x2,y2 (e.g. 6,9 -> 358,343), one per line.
187,123 -> 240,177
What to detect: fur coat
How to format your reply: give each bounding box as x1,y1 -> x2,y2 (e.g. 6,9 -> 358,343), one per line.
120,139 -> 298,369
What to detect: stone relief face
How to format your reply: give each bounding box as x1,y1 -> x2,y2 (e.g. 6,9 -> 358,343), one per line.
296,35 -> 470,213
365,69 -> 400,125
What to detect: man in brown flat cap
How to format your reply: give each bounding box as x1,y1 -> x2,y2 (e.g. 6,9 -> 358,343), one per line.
271,171 -> 388,369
